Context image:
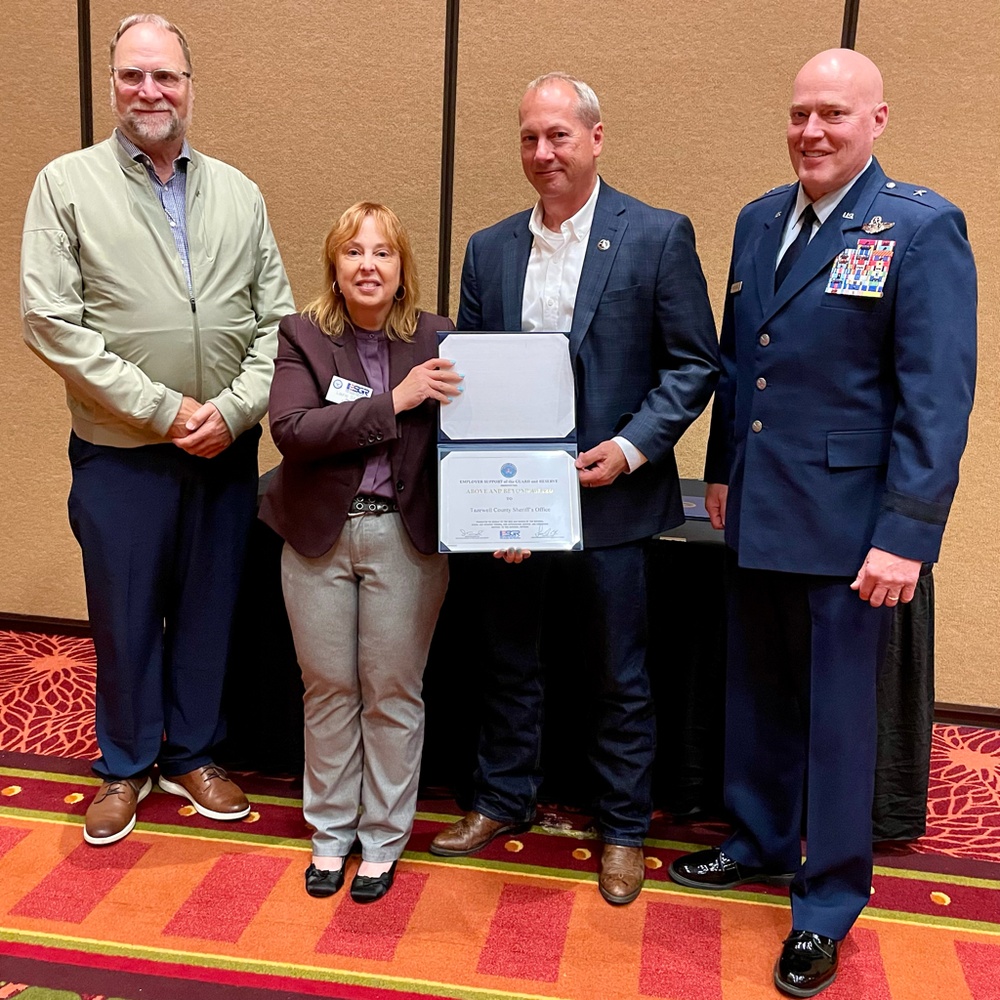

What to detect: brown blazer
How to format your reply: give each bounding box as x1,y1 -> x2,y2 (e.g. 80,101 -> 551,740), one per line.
259,310 -> 455,556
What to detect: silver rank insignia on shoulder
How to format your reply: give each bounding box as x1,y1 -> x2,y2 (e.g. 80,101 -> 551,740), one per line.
862,215 -> 895,234
774,211 -> 782,218
913,189 -> 927,196
597,238 -> 611,251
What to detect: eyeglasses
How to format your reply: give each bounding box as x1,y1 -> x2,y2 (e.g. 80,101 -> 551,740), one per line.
112,67 -> 191,90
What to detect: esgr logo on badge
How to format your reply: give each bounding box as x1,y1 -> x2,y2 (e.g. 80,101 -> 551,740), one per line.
500,530 -> 521,539
500,463 -> 517,479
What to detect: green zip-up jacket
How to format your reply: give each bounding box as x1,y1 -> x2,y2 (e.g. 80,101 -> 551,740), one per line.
21,134 -> 295,448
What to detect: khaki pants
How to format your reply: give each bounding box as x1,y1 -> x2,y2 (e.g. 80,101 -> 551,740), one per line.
280,513 -> 448,861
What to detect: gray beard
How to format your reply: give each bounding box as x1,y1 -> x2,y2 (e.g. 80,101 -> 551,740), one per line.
122,109 -> 186,145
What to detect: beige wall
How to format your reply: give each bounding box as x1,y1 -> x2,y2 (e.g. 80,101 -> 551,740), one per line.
2,3 -> 997,706
856,1 -> 1000,706
1,2 -> 84,619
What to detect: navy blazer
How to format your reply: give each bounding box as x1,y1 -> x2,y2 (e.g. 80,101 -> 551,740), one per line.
705,159 -> 977,575
457,181 -> 719,547
260,311 -> 454,557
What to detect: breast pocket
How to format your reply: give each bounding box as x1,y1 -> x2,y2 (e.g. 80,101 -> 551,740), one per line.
601,284 -> 641,303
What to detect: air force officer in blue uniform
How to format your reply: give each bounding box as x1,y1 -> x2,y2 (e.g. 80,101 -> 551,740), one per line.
669,50 -> 976,997
429,73 -> 719,905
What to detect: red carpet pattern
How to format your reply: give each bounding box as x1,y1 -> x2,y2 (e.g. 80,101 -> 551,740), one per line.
1,758 -> 1000,1000
0,632 -> 97,760
919,726 -> 1000,862
3,629 -> 1000,864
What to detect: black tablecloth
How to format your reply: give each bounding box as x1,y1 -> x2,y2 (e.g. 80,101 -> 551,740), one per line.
221,476 -> 933,842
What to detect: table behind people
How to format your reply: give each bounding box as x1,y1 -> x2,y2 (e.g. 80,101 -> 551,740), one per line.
259,202 -> 460,904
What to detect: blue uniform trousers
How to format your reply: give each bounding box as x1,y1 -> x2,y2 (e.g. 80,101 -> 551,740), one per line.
721,554 -> 894,940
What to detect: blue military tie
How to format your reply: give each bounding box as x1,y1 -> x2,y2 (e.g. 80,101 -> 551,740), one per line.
774,204 -> 817,291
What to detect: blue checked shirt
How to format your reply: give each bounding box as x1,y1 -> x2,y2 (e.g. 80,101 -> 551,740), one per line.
115,128 -> 193,293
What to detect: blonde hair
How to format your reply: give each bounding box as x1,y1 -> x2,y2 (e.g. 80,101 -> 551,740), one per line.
303,202 -> 420,342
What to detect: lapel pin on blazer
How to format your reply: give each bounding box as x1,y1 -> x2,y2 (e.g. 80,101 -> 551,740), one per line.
862,216 -> 895,234
597,238 -> 611,251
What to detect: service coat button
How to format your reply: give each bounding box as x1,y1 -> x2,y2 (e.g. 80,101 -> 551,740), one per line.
751,419 -> 763,433
756,377 -> 767,390
759,333 -> 770,346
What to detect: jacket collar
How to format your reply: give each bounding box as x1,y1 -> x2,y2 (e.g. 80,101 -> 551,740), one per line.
501,179 -> 629,358
754,159 -> 885,327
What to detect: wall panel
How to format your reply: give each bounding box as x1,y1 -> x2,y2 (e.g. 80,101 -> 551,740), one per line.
0,2 -> 85,617
857,3 -> 1000,706
91,0 -> 448,476
452,0 -> 844,479
0,2 -> 447,619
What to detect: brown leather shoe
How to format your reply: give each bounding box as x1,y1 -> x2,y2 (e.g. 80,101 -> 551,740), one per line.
84,775 -> 152,846
599,844 -> 645,905
158,765 -> 250,820
428,811 -> 530,856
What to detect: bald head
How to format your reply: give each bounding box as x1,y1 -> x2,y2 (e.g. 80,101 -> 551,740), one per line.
796,49 -> 884,104
787,48 -> 888,201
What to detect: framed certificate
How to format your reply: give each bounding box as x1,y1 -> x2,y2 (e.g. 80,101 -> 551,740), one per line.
438,446 -> 582,552
437,331 -> 582,553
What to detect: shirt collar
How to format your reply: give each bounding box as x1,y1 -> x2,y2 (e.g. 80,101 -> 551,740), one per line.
114,127 -> 191,171
528,176 -> 601,246
793,156 -> 872,225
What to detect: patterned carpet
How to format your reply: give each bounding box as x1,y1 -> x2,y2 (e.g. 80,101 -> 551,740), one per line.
1,629 -> 1000,999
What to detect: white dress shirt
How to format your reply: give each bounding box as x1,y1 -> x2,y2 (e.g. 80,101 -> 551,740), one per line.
521,179 -> 645,471
776,157 -> 873,266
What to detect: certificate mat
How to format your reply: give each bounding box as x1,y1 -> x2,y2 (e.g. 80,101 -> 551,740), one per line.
438,332 -> 575,441
438,448 -> 582,552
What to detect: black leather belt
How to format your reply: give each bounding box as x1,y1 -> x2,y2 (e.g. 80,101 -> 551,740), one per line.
348,494 -> 399,517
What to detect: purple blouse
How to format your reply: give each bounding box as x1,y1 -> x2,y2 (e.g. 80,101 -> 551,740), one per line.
353,326 -> 394,498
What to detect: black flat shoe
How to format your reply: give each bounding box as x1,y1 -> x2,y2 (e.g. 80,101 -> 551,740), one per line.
305,862 -> 345,898
668,847 -> 796,890
774,930 -> 840,997
350,860 -> 398,904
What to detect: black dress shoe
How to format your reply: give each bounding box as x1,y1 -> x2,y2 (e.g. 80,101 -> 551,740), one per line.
668,847 -> 796,890
305,863 -> 345,898
350,860 -> 398,904
774,930 -> 839,997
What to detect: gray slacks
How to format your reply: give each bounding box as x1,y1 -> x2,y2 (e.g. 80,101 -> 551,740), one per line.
281,512 -> 448,861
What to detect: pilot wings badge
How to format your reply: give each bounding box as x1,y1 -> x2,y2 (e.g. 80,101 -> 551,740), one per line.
862,215 -> 895,234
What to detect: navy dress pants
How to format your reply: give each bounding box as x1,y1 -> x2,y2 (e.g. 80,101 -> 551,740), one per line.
721,555 -> 894,940
67,428 -> 260,780
470,542 -> 655,846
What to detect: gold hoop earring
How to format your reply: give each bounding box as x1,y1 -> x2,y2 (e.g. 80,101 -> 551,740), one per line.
394,285 -> 405,301
333,281 -> 342,296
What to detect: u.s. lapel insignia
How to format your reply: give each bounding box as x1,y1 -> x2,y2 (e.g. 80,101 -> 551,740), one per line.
597,238 -> 611,251
842,212 -> 855,220
862,215 -> 895,234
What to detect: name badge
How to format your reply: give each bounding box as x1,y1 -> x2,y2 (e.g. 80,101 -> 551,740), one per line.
326,376 -> 373,404
826,239 -> 895,298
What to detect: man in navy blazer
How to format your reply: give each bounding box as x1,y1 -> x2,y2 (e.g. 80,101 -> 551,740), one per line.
669,50 -> 976,996
429,72 -> 719,905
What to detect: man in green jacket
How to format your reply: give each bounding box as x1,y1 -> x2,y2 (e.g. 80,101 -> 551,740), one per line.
20,13 -> 295,845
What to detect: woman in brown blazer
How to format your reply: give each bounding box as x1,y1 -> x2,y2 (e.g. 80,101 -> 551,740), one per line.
260,203 -> 460,903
